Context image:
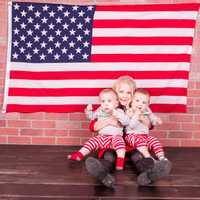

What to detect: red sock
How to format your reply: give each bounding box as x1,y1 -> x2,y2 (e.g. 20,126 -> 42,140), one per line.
68,151 -> 84,161
116,157 -> 125,170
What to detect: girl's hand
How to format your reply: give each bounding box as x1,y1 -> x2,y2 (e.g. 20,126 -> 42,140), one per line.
86,104 -> 93,111
126,108 -> 134,118
156,117 -> 163,125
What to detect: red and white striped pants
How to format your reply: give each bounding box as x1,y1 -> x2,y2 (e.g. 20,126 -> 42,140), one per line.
125,134 -> 164,155
83,135 -> 125,153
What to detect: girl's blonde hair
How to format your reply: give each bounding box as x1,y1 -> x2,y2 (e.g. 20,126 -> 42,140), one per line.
112,75 -> 136,93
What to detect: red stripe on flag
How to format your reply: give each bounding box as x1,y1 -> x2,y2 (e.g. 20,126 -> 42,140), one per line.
10,71 -> 189,80
8,87 -> 187,97
92,37 -> 193,45
93,20 -> 196,28
6,104 -> 186,113
91,54 -> 191,62
96,4 -> 200,11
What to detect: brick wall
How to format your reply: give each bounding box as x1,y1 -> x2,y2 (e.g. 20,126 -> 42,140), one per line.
0,0 -> 200,146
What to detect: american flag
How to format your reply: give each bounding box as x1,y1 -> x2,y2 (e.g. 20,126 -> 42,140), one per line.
3,2 -> 199,113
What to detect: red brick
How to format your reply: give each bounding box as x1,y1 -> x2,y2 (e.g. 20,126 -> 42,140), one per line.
45,113 -> 69,120
156,122 -> 181,131
7,120 -> 31,128
69,130 -> 93,137
0,136 -> 7,143
0,120 -> 5,127
187,106 -> 200,114
32,121 -> 55,128
150,130 -> 168,139
181,123 -> 200,131
8,136 -> 31,144
194,115 -> 200,123
57,137 -> 80,145
20,112 -> 44,120
193,132 -> 200,139
69,113 -> 87,121
44,130 -> 68,136
81,137 -> 91,145
196,82 -> 200,89
169,114 -> 194,123
4,113 -> 19,120
187,98 -> 194,106
188,90 -> 200,97
159,139 -> 180,147
194,99 -> 200,106
20,129 -> 43,136
168,131 -> 192,139
188,81 -> 196,89
81,122 -> 90,129
55,121 -> 80,129
180,139 -> 200,147
0,128 -> 18,135
32,137 -> 56,145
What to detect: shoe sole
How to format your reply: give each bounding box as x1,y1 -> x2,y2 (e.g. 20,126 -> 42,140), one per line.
85,157 -> 115,188
148,159 -> 172,182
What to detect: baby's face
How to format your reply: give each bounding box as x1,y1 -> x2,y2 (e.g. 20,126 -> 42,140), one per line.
131,92 -> 149,112
115,83 -> 133,107
100,92 -> 118,113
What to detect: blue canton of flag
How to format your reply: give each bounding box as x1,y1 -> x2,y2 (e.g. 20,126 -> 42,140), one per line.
11,2 -> 95,63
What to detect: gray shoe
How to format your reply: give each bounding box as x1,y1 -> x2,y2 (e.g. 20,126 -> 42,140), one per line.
137,159 -> 172,186
85,157 -> 115,188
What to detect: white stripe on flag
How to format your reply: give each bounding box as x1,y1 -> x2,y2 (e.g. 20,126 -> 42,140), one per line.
9,62 -> 190,72
94,11 -> 198,20
93,28 -> 195,37
6,96 -> 186,105
8,79 -> 188,88
91,45 -> 192,54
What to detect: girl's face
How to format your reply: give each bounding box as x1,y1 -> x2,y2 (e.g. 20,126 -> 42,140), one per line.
115,83 -> 133,107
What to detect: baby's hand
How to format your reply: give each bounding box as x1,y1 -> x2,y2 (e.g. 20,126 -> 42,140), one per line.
86,104 -> 93,111
126,108 -> 134,118
156,117 -> 163,125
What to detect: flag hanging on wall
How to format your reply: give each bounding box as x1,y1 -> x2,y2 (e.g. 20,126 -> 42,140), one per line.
3,2 -> 200,113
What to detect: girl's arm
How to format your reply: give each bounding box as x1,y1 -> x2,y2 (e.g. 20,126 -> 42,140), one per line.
89,117 -> 119,132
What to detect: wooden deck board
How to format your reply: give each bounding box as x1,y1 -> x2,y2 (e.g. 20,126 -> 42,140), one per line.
0,145 -> 200,199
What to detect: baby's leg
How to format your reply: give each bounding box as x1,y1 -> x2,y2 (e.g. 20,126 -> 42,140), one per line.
68,136 -> 101,161
112,135 -> 126,170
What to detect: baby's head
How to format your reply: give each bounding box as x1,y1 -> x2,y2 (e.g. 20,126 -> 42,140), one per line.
99,89 -> 119,113
112,76 -> 136,107
131,88 -> 150,112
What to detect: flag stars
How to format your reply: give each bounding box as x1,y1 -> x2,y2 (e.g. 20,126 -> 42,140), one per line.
41,17 -> 48,23
54,54 -> 60,60
13,40 -> 19,47
33,48 -> 39,54
34,23 -> 40,30
55,41 -> 61,48
20,22 -> 26,29
72,6 -> 79,11
27,17 -> 34,23
84,29 -> 90,35
40,54 -> 46,60
13,28 -> 19,35
77,23 -> 83,29
42,5 -> 49,11
83,41 -> 89,47
87,6 -> 94,11
28,4 -> 34,11
48,35 -> 54,42
69,29 -> 76,35
58,5 -> 64,11
27,29 -> 33,36
35,10 -> 41,17
26,53 -> 32,60
68,53 -> 74,60
41,29 -> 47,36
61,47 -> 67,54
76,47 -> 82,54
56,17 -> 62,23
82,53 -> 89,59
78,10 -> 85,17
20,35 -> 26,41
70,17 -> 76,23
14,3 -> 20,10
48,23 -> 55,30
26,41 -> 32,48
69,41 -> 75,48
63,10 -> 70,17
76,35 -> 82,41
21,10 -> 27,17
47,47 -> 54,54
40,41 -> 47,48
62,35 -> 68,42
63,23 -> 69,30
49,10 -> 55,17
12,52 -> 19,59
14,16 -> 20,22
20,47 -> 25,53
55,29 -> 62,36
34,35 -> 40,42
85,16 -> 91,23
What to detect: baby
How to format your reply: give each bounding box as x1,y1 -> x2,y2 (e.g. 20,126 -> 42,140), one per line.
68,88 -> 129,170
125,88 -> 166,161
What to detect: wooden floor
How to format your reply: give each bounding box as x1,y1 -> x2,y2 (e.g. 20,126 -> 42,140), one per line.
0,145 -> 200,200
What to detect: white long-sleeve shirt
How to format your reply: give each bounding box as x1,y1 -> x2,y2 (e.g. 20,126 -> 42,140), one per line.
85,107 -> 129,136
